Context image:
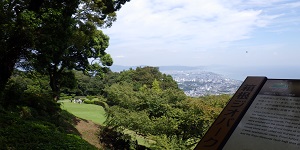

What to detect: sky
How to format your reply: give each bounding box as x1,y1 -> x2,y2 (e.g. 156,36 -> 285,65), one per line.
103,0 -> 300,73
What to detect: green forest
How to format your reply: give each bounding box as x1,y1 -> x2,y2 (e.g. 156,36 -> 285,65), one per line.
1,67 -> 231,149
0,0 -> 231,149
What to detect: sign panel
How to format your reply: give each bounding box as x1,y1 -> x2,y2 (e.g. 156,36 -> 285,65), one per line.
223,79 -> 300,150
195,76 -> 267,150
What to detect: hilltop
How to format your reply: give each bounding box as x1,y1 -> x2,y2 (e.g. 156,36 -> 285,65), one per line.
110,65 -> 242,97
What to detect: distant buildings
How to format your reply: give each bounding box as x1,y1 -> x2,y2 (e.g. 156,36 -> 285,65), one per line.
164,70 -> 242,97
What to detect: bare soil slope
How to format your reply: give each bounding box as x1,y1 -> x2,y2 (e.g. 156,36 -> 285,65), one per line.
74,118 -> 103,149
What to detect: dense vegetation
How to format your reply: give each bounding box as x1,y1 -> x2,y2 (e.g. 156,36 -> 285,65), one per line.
99,67 -> 230,149
1,67 -> 230,149
0,0 -> 130,100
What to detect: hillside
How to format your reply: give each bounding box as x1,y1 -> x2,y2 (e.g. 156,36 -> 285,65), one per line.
73,117 -> 103,149
110,65 -> 242,97
0,66 -> 232,149
0,102 -> 98,149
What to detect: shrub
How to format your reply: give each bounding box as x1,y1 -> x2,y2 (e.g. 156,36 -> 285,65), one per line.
19,106 -> 33,118
60,93 -> 72,100
86,95 -> 94,100
97,96 -> 107,102
21,93 -> 61,117
99,127 -> 137,150
83,100 -> 94,104
71,94 -> 76,98
1,78 -> 26,107
94,101 -> 109,110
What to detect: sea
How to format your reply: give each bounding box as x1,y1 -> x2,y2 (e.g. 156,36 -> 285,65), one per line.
205,65 -> 300,81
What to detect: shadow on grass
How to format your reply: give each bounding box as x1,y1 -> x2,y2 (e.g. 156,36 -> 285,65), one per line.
0,107 -> 98,149
99,127 -> 150,150
58,110 -> 90,135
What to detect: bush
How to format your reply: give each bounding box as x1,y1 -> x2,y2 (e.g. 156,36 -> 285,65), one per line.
1,78 -> 26,107
93,101 -> 109,110
97,96 -> 107,102
83,100 -> 94,104
19,106 -> 34,118
60,93 -> 72,100
21,93 -> 60,117
99,127 -> 137,150
86,95 -> 94,100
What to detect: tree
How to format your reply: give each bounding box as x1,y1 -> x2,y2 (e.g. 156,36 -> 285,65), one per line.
112,66 -> 179,91
152,79 -> 161,92
28,19 -> 112,100
0,0 -> 130,101
0,0 -> 41,92
1,70 -> 51,107
102,66 -> 232,148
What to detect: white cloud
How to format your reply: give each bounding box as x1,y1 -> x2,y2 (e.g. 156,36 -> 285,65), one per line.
108,1 -> 268,45
283,1 -> 300,8
103,0 -> 298,66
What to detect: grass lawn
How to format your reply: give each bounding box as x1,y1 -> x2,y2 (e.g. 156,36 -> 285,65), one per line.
59,100 -> 106,125
59,100 -> 152,147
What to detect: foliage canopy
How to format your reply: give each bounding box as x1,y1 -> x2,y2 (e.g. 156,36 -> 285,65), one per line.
0,0 -> 130,100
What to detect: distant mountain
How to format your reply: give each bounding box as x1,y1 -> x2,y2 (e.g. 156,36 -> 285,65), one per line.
110,65 -> 205,72
157,66 -> 205,71
109,65 -> 137,72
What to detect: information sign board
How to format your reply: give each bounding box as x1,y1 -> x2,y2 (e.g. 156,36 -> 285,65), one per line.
195,77 -> 300,149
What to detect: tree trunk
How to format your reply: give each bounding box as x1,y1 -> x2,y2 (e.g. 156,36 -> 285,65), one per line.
0,50 -> 18,94
0,64 -> 14,92
49,71 -> 60,101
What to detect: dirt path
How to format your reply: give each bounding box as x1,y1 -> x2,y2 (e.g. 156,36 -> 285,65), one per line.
74,119 -> 103,149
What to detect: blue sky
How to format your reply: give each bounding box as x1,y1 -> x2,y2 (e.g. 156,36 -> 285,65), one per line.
103,0 -> 300,69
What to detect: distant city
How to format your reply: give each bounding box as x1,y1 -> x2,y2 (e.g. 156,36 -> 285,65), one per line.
111,65 -> 243,97
162,70 -> 242,97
